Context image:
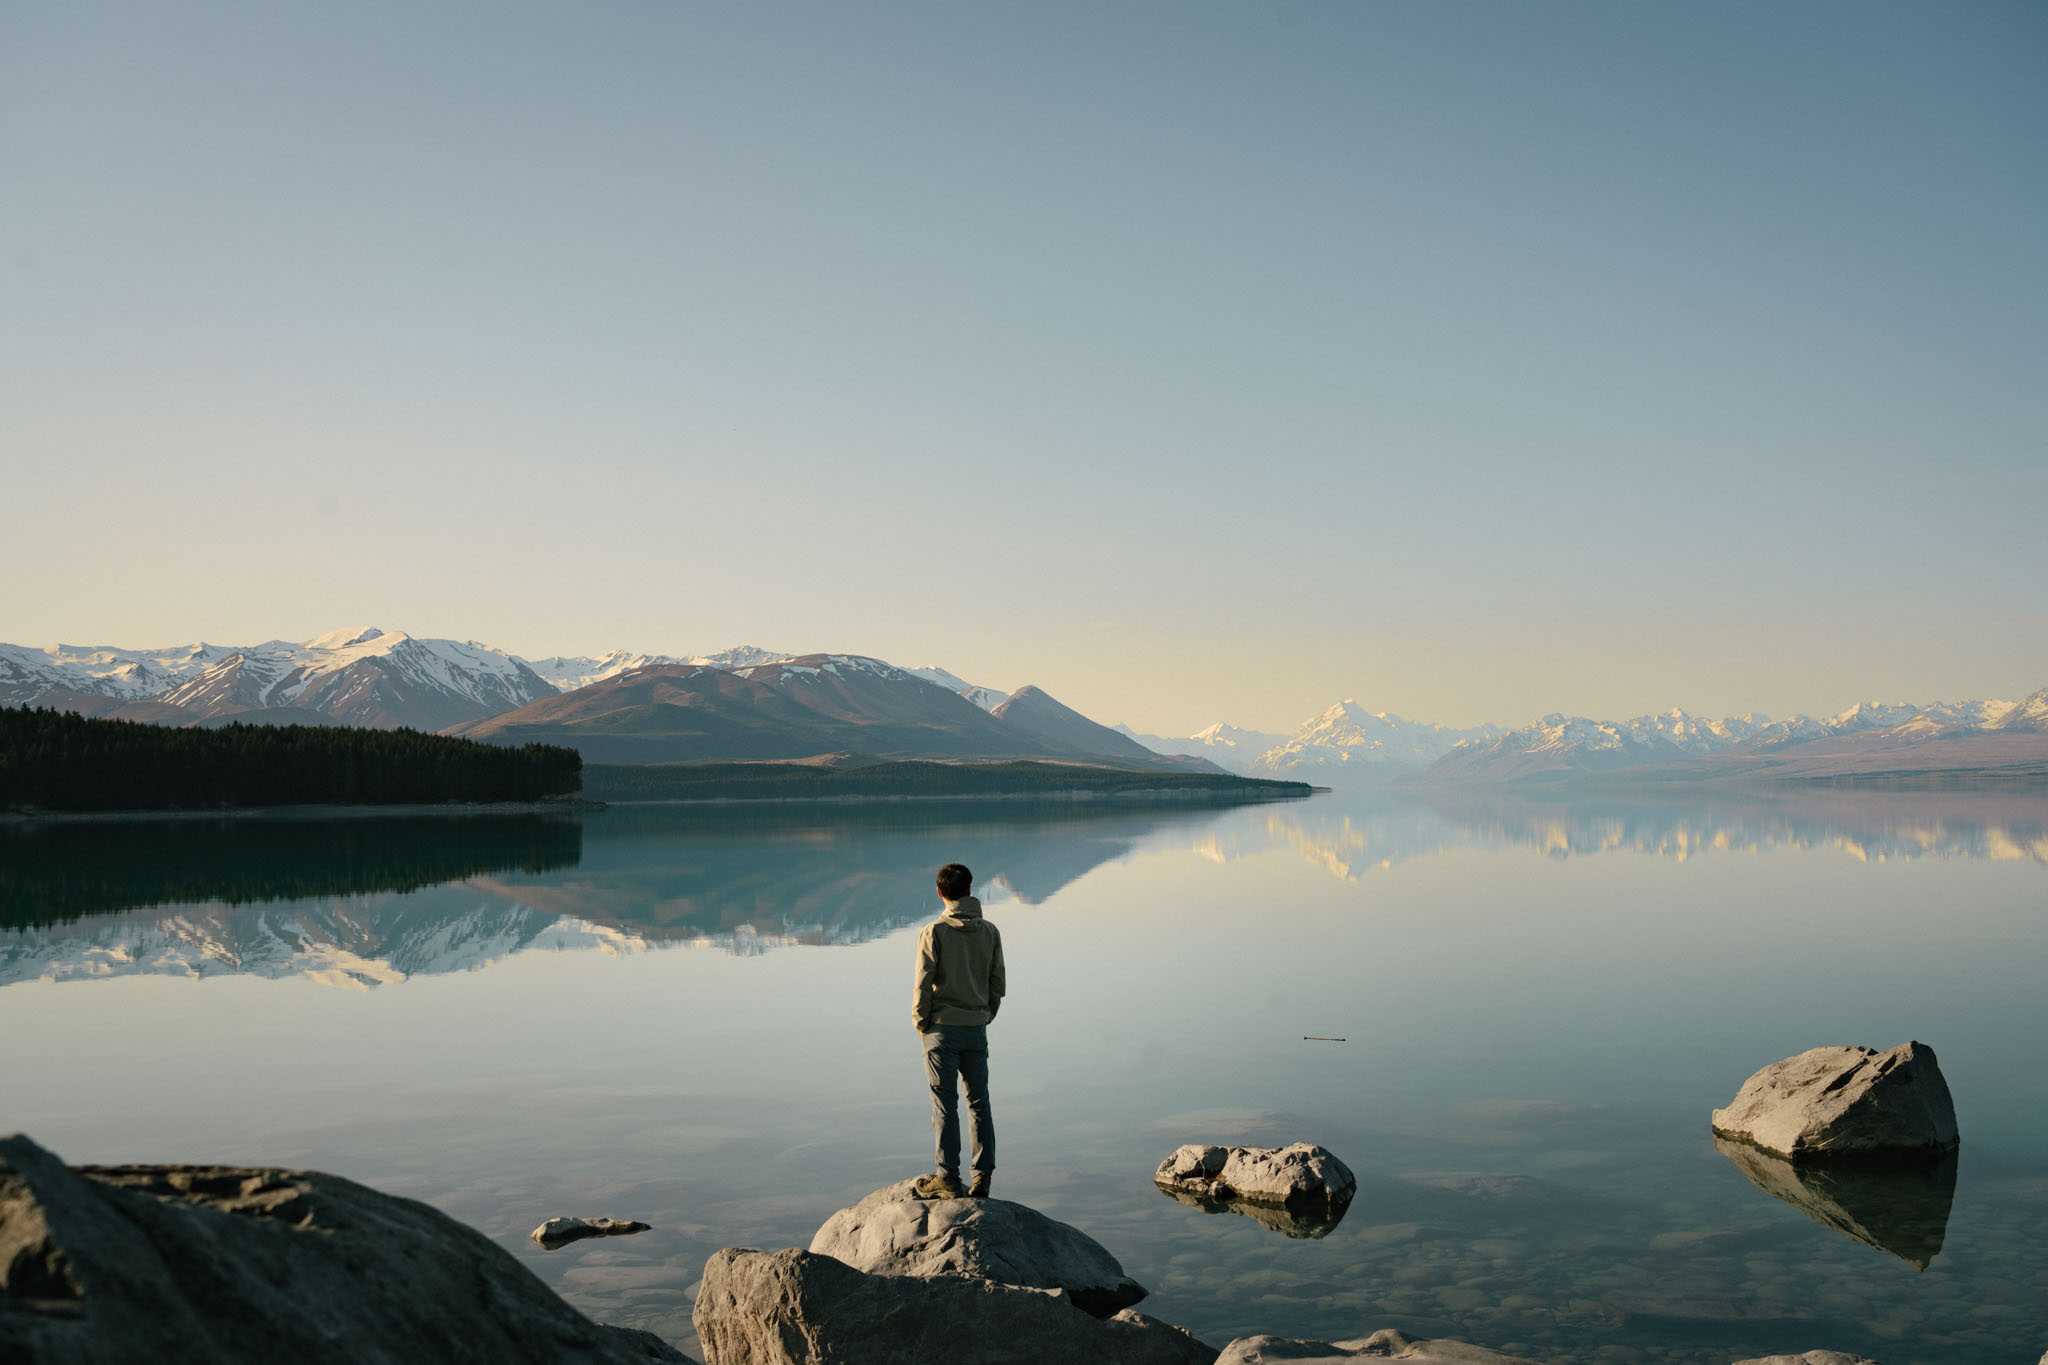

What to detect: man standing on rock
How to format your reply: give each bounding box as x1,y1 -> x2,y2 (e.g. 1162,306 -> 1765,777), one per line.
911,862 -> 1005,1200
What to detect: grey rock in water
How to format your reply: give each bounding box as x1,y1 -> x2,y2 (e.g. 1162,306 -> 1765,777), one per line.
1154,1142 -> 1357,1209
807,1177 -> 1145,1315
1157,1186 -> 1349,1239
0,1132 -> 691,1364
692,1246 -> 1216,1365
532,1215 -> 653,1249
1710,1041 -> 1958,1161
1714,1136 -> 1956,1269
1217,1328 -> 1534,1362
1730,1353 -> 1881,1364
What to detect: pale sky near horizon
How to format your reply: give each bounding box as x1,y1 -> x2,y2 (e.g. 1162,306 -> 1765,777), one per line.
5,2 -> 2045,734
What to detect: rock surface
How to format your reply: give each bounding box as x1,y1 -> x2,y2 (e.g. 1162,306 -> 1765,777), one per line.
1155,1143 -> 1357,1208
0,1132 -> 690,1364
1730,1353 -> 1880,1364
808,1177 -> 1145,1315
693,1246 -> 1216,1365
1216,1328 -> 1534,1363
1157,1186 -> 1350,1239
1714,1136 -> 1956,1269
532,1215 -> 653,1249
1710,1042 -> 1958,1161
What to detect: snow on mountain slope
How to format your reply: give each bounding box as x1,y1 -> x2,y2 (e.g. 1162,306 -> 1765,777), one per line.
0,640 -> 237,705
1256,701 -> 1501,774
1987,687 -> 2048,734
906,666 -> 1008,712
523,650 -> 682,692
689,644 -> 797,671
1114,721 -> 1290,775
519,645 -> 795,692
2,627 -> 558,729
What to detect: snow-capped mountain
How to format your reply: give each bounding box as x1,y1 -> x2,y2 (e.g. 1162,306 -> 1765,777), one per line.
0,640 -> 241,705
0,626 -> 557,731
1424,686 -> 2048,785
1987,687 -> 2048,733
1255,701 -> 1502,775
522,645 -> 797,692
1115,722 -> 1290,776
906,665 -> 1009,712
523,650 -> 684,692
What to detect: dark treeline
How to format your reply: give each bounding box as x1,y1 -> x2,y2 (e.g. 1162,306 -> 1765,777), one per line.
0,816 -> 584,930
584,759 -> 1311,803
0,707 -> 581,812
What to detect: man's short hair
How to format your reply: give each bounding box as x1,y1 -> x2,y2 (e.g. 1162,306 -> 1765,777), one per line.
936,863 -> 973,900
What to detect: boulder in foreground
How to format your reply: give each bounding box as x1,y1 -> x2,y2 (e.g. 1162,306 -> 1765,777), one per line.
1155,1143 -> 1357,1208
1730,1353 -> 1881,1364
693,1247 -> 1216,1365
0,1133 -> 689,1364
1217,1328 -> 1534,1363
532,1215 -> 653,1249
808,1177 -> 1145,1315
1711,1042 -> 1958,1162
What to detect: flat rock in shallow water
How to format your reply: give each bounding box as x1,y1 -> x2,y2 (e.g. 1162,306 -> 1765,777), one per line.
1216,1328 -> 1534,1363
693,1247 -> 1215,1365
1154,1142 -> 1356,1209
1711,1041 -> 1958,1161
808,1177 -> 1145,1315
532,1215 -> 653,1249
1730,1353 -> 1881,1364
0,1132 -> 690,1364
1714,1136 -> 1956,1269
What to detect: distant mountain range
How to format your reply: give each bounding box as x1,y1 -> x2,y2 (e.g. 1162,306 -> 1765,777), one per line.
0,627 -> 557,732
0,625 -> 1224,771
1124,689 -> 2048,787
5,624 -> 2044,786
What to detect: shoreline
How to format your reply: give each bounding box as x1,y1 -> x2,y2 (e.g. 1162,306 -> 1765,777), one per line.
0,798 -> 602,826
595,786 -> 1323,808
2,786 -> 1325,823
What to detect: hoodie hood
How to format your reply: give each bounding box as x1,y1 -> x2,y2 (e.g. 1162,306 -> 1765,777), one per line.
940,895 -> 984,926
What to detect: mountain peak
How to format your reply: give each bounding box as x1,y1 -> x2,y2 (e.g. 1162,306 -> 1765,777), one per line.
305,625 -> 395,652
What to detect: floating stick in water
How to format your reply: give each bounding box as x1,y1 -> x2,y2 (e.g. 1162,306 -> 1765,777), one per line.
1303,1035 -> 1347,1042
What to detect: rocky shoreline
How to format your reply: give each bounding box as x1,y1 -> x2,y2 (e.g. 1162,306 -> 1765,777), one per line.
0,1041 -> 1974,1364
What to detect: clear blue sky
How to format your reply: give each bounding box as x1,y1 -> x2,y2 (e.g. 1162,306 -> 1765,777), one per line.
5,2 -> 2044,732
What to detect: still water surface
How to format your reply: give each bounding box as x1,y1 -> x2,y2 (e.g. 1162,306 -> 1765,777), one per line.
4,790 -> 2045,1363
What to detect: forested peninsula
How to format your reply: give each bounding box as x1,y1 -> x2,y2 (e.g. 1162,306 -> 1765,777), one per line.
0,708 -> 582,813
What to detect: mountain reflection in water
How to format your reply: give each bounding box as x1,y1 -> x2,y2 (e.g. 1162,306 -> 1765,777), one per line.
4,788 -> 2044,991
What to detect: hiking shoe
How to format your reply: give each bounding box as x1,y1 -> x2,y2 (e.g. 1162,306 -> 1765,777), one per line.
911,1172 -> 965,1200
966,1175 -> 992,1199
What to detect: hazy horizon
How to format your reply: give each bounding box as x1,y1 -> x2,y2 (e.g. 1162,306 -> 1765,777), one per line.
7,2 -> 2044,734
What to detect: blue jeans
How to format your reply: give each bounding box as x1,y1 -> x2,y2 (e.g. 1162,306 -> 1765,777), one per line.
922,1024 -> 993,1180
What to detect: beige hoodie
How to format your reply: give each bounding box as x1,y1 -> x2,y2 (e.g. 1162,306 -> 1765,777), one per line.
913,896 -> 1006,1031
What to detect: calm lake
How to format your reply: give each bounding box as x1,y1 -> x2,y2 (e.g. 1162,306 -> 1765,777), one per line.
5,789 -> 2045,1363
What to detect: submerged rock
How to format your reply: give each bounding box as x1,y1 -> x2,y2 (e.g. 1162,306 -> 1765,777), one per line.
1217,1328 -> 1534,1362
1715,1136 -> 1957,1269
808,1177 -> 1145,1315
1730,1353 -> 1881,1364
0,1132 -> 690,1363
693,1246 -> 1216,1365
1157,1186 -> 1350,1239
532,1215 -> 653,1249
1711,1042 -> 1958,1162
1154,1143 -> 1356,1209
